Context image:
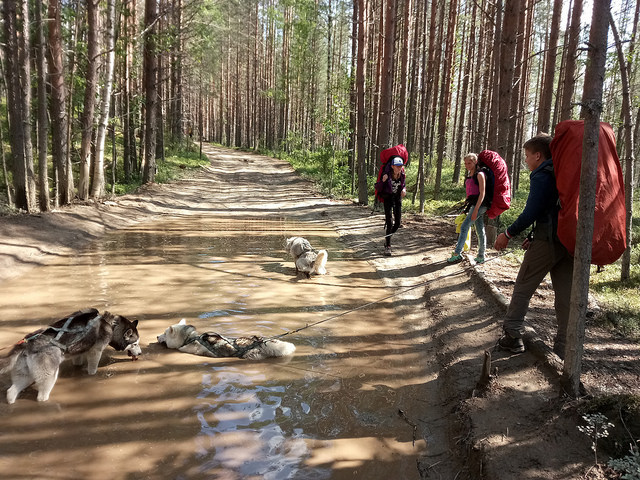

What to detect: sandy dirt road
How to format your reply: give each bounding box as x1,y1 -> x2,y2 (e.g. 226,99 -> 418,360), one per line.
1,145 -> 636,480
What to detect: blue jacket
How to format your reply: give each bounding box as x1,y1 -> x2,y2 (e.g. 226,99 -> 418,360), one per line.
506,159 -> 558,238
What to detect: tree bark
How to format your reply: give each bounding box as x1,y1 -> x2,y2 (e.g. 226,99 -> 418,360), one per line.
537,0 -> 563,133
562,0 -> 611,398
356,0 -> 368,204
559,0 -> 584,121
47,0 -> 73,205
434,0 -> 458,200
2,0 -> 29,211
142,0 -> 159,184
496,0 -> 521,158
78,0 -> 99,200
91,0 -> 117,198
35,0 -> 50,211
608,12 -> 635,282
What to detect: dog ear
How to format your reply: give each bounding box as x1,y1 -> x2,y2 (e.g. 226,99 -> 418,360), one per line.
131,320 -> 138,328
179,318 -> 186,325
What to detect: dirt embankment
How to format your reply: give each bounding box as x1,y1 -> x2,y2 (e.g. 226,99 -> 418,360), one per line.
1,145 -> 638,479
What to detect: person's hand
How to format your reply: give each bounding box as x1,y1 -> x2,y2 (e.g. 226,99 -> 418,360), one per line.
521,238 -> 530,250
494,232 -> 509,251
471,209 -> 478,221
382,174 -> 388,182
401,188 -> 406,198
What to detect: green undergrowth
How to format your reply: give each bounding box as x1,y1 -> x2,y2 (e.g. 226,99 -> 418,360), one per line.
278,147 -> 640,339
1,140 -> 210,206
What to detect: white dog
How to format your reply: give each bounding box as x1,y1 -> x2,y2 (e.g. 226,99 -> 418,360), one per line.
157,319 -> 296,360
285,236 -> 328,278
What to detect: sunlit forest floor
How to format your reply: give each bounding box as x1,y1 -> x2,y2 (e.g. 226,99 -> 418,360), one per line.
1,145 -> 638,479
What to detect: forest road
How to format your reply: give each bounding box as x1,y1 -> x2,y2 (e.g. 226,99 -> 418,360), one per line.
0,145 -> 628,480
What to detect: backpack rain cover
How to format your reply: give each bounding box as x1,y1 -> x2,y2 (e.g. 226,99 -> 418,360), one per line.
375,145 -> 408,202
477,150 -> 511,219
550,120 -> 627,265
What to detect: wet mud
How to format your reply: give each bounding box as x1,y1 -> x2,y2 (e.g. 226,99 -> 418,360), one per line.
0,150 -> 440,479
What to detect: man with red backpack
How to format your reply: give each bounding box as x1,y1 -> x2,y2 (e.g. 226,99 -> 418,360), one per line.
375,145 -> 407,256
494,133 -> 574,359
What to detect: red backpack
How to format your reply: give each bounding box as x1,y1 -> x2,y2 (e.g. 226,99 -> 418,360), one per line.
374,144 -> 408,202
550,120 -> 627,265
477,150 -> 511,219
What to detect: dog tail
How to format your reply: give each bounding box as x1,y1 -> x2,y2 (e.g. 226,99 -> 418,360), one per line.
312,250 -> 328,275
0,343 -> 23,375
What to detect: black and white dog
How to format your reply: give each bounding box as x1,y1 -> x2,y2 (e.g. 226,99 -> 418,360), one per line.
157,319 -> 295,360
0,308 -> 141,403
285,236 -> 328,278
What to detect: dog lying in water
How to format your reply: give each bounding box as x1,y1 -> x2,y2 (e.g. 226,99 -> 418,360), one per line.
0,308 -> 141,404
285,236 -> 328,278
157,319 -> 296,360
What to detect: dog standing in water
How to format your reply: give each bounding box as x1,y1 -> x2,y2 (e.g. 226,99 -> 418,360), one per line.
0,308 -> 141,404
285,236 -> 328,278
157,319 -> 295,360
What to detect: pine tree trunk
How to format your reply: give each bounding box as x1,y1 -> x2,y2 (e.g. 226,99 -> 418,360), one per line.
79,0 -> 99,200
47,0 -> 73,205
559,0 -> 584,121
609,12 -> 635,281
537,0 -> 563,133
562,0 -> 611,398
356,0 -> 368,204
3,0 -> 28,211
434,0 -> 458,200
35,0 -> 50,211
377,0 -> 397,151
142,0 -> 158,184
91,0 -> 116,199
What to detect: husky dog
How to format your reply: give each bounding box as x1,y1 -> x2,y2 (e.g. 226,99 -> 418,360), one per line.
285,236 -> 328,278
157,319 -> 296,360
0,308 -> 141,404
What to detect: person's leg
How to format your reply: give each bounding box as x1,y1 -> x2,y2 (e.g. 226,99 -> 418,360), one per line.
549,243 -> 574,359
453,210 -> 475,255
391,195 -> 402,234
383,198 -> 393,247
474,206 -> 488,260
502,239 -> 555,339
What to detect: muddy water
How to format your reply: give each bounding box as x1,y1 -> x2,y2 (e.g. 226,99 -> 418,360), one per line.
0,213 -> 433,479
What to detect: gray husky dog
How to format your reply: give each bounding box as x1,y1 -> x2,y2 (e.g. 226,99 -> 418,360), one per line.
157,319 -> 295,360
285,236 -> 328,278
0,308 -> 141,404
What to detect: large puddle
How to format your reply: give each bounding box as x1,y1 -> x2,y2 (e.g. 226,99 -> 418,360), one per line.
0,213 -> 432,479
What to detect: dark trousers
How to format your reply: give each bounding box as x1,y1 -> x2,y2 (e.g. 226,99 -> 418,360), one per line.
503,237 -> 574,352
383,194 -> 402,247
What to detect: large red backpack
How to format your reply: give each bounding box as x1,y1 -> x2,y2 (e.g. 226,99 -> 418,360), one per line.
550,120 -> 626,265
374,144 -> 408,202
477,150 -> 511,219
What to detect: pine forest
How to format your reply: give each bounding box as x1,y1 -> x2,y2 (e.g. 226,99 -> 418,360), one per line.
1,0 -> 638,219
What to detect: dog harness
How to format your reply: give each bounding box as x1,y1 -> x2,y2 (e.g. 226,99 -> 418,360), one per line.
183,332 -> 266,358
22,310 -> 102,352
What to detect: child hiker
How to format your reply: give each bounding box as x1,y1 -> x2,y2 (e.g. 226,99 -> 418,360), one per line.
375,146 -> 407,256
447,153 -> 490,264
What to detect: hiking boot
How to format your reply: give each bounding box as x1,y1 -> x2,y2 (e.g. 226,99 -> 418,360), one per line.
447,253 -> 462,263
497,332 -> 525,353
384,245 -> 392,257
474,256 -> 485,264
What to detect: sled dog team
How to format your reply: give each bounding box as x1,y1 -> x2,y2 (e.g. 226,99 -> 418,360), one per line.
0,237 -> 323,404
